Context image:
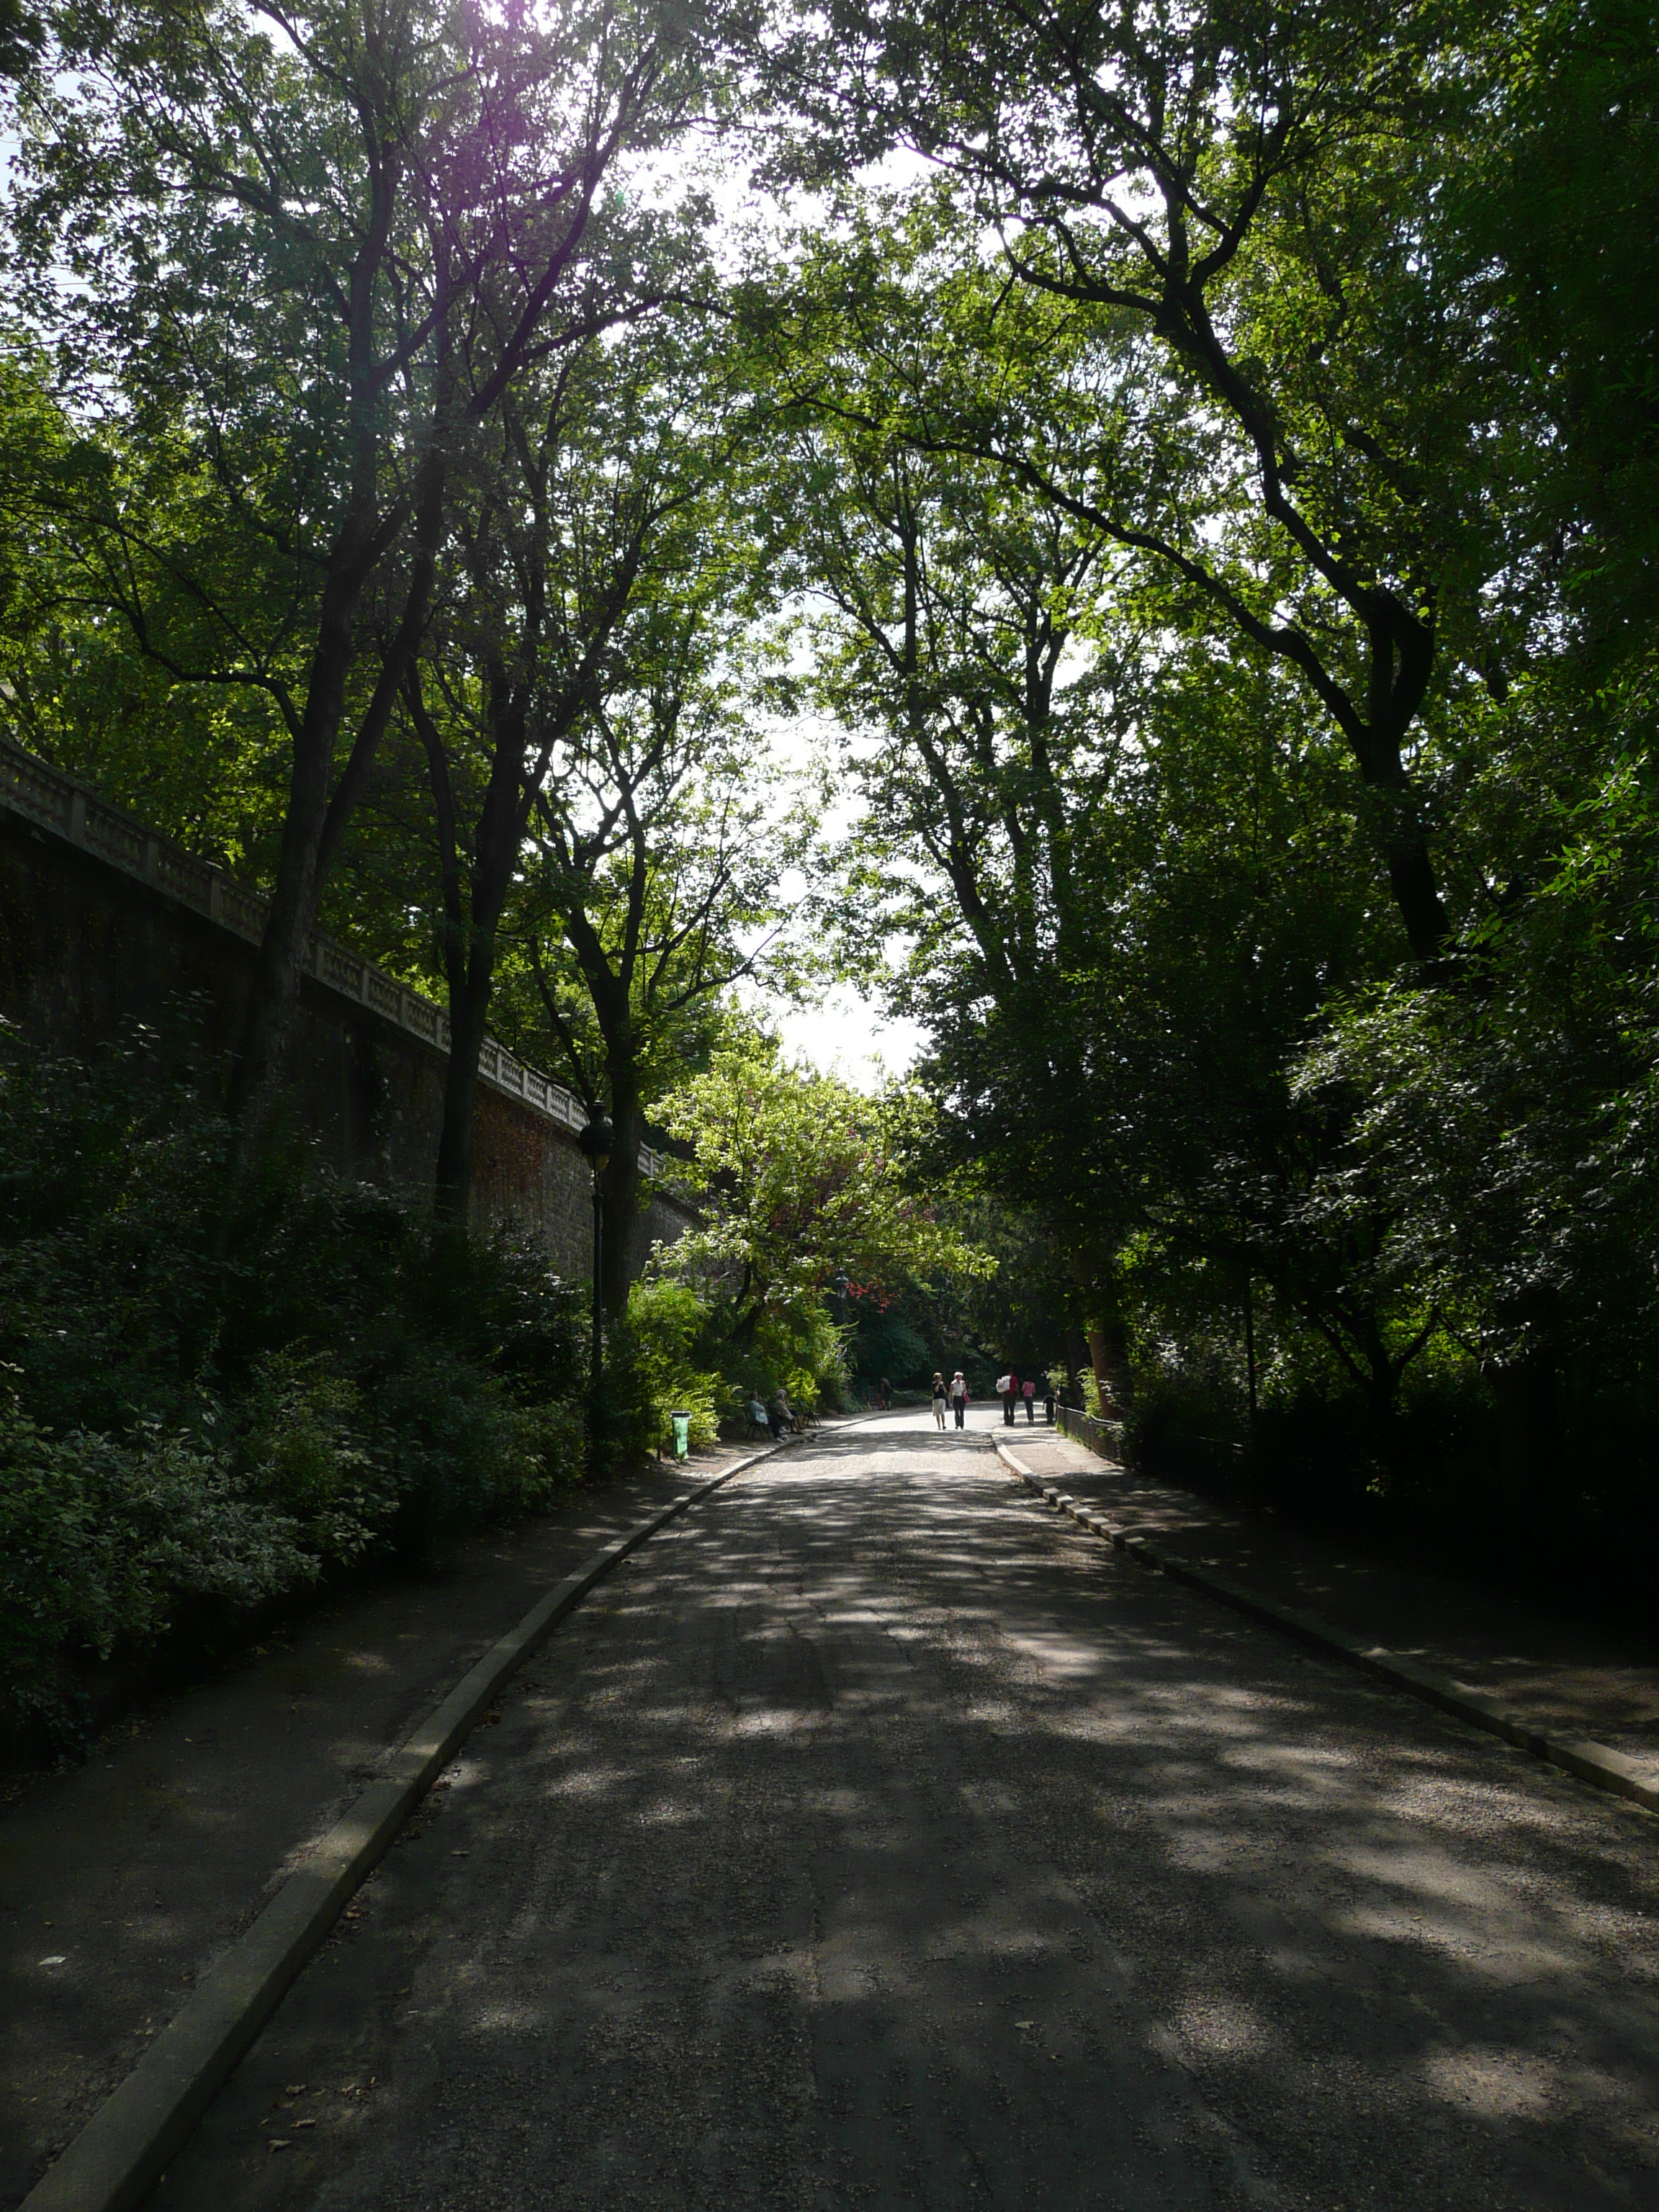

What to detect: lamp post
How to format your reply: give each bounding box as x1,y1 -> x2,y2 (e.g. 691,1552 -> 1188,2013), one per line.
577,1109 -> 613,1430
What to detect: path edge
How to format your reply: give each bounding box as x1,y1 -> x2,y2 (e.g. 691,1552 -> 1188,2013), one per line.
19,1434 -> 817,2212
995,1442 -> 1659,1820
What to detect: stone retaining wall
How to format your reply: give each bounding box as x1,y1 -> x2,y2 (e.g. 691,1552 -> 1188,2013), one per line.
0,750 -> 689,1282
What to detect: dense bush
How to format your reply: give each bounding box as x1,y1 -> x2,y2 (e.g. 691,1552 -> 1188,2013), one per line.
614,1280 -> 732,1457
617,1269 -> 852,1450
0,1024 -> 588,1737
1114,1313 -> 1659,1611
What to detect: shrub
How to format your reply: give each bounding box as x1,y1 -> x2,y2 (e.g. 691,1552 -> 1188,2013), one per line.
0,1024 -> 590,1730
613,1279 -> 733,1460
0,1390 -> 311,1717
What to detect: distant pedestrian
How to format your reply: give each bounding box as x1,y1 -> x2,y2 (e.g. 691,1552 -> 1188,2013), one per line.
878,1375 -> 891,1411
1022,1375 -> 1037,1424
1043,1375 -> 1056,1424
931,1372 -> 948,1429
949,1370 -> 968,1427
999,1371 -> 1017,1426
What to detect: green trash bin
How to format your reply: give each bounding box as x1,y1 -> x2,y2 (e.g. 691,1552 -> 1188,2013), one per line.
670,1411 -> 692,1461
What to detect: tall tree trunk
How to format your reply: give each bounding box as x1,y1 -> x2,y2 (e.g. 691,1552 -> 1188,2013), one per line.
1065,1326 -> 1091,1407
229,496 -> 451,1136
430,811 -> 516,1224
226,588 -> 359,1135
600,1071 -> 643,1323
230,280 -> 459,1141
418,654 -> 528,1226
1084,1313 -> 1133,1420
1069,1244 -> 1133,1420
1359,1326 -> 1406,1493
434,950 -> 495,1225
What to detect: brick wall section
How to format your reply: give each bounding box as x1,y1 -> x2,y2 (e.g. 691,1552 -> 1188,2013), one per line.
0,806 -> 692,1284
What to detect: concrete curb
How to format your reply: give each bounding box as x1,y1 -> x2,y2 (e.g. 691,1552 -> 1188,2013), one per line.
994,1442 -> 1659,1820
21,1437 -> 814,2212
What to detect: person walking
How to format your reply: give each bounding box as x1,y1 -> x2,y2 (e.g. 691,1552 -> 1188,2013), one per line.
931,1372 -> 948,1429
1043,1374 -> 1056,1424
949,1370 -> 968,1427
1002,1371 -> 1020,1426
1022,1375 -> 1037,1424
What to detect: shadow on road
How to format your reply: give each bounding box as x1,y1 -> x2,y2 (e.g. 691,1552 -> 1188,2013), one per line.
148,1438 -> 1659,2212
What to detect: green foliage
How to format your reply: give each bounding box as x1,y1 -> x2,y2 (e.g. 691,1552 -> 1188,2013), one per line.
635,1035 -> 992,1424
614,1271 -> 851,1451
0,1392 -> 312,1719
658,1036 -> 990,1333
847,1300 -> 932,1391
4,0 -> 1659,1612
618,1279 -> 733,1457
0,1025 -> 588,1727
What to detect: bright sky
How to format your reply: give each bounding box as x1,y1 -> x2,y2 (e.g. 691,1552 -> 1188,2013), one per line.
768,984 -> 925,1090
734,683 -> 931,1089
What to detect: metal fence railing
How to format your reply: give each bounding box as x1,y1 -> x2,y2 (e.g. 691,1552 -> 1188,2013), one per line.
1055,1404 -> 1126,1462
0,740 -> 665,1179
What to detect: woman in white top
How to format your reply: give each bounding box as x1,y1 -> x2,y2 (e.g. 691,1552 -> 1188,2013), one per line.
949,1371 -> 968,1428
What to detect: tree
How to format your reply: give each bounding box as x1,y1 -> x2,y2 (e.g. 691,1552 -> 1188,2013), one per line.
517,683 -> 809,1320
769,14 -> 1530,962
400,302 -> 806,1274
772,279 -> 1442,1428
0,0 -> 40,79
401,300 -> 714,1225
5,0 -> 703,1130
770,312 -> 1140,1401
657,1038 -> 988,1345
1449,0 -> 1659,663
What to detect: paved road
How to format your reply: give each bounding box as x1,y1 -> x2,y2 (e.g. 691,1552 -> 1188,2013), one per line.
3,1450 -> 766,2210
999,1428 -> 1659,1770
151,1418 -> 1659,2211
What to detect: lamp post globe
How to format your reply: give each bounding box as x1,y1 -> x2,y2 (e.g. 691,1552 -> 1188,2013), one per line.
577,1111 -> 614,1174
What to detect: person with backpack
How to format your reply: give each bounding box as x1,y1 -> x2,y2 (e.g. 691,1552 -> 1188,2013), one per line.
997,1370 -> 1017,1426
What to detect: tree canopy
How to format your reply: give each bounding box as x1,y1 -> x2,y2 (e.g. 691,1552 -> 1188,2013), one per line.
2,0 -> 1658,1573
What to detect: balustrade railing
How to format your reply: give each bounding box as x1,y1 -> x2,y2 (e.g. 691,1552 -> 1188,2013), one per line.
0,741 -> 664,1178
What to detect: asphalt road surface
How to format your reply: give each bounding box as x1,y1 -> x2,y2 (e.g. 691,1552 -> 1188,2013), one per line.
150,1416 -> 1659,2211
